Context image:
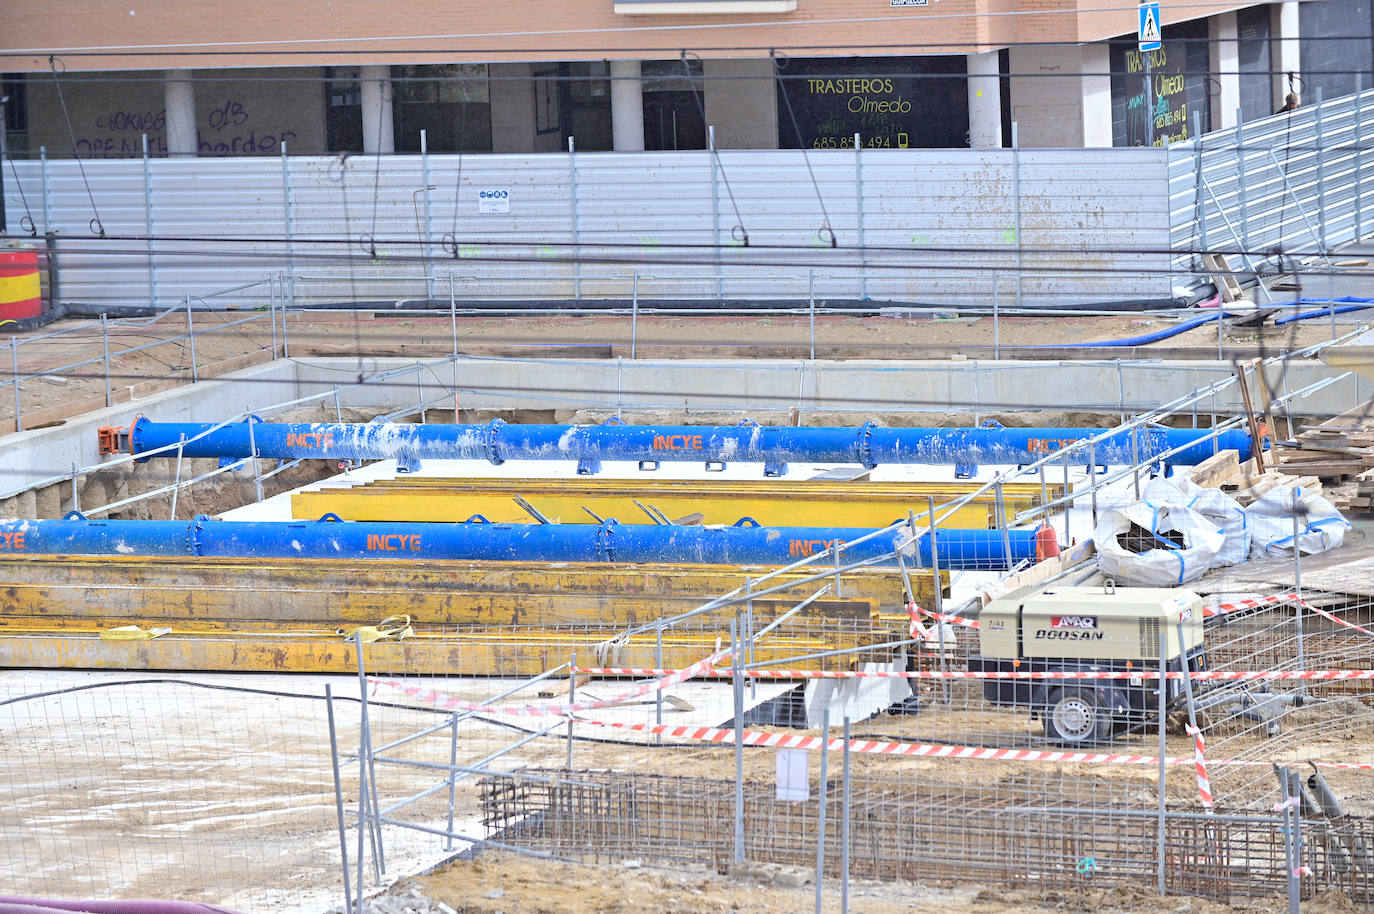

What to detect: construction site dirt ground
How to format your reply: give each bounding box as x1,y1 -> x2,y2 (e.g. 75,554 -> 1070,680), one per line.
2,667 -> 1370,913
4,309 -> 1372,911
411,852 -> 1368,914
3,309 -> 1357,427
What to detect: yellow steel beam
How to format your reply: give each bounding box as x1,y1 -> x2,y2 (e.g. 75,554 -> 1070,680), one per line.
291,478 -> 1061,528
0,627 -> 892,676
0,555 -> 938,628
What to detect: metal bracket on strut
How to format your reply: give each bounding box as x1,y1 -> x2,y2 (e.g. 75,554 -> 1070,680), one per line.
572,425 -> 601,475
855,420 -> 878,470
596,519 -> 617,561
483,417 -> 507,466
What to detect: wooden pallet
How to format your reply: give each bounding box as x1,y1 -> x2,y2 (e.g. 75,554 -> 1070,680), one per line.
1186,449 -> 1322,505
1261,399 -> 1374,481
1333,465 -> 1374,514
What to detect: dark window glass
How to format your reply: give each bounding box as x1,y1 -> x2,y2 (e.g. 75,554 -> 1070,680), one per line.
325,67 -> 363,152
560,62 -> 612,151
1300,0 -> 1373,102
394,64 -> 492,152
2,73 -> 27,154
641,59 -> 704,150
1237,6 -> 1272,123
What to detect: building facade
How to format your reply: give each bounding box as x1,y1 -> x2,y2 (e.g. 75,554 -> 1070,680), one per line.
2,0 -> 1371,157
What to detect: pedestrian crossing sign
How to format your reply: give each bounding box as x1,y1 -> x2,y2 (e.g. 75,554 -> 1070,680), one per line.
1139,2 -> 1162,52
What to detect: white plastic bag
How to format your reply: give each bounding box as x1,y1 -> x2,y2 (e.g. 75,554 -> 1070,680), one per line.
1247,486 -> 1350,559
1142,474 -> 1250,566
1095,502 -> 1225,586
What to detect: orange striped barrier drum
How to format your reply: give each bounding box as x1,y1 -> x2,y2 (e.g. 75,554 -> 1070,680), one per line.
0,249 -> 42,322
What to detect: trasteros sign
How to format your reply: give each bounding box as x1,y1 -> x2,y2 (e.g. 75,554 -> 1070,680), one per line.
1108,21 -> 1211,147
777,57 -> 969,150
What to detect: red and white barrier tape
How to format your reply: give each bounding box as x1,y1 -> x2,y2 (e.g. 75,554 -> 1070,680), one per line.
380,671 -> 1374,770
571,666 -> 1374,682
578,717 -> 1184,764
1202,592 -> 1302,617
909,602 -> 980,630
1185,724 -> 1214,809
906,592 -> 1367,633
373,647 -> 730,717
1305,602 -> 1374,637
568,717 -> 1374,770
906,602 -> 928,641
1205,592 -> 1374,636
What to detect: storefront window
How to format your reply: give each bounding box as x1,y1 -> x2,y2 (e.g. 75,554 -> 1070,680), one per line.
2,73 -> 27,154
1109,21 -> 1211,147
775,56 -> 969,149
325,67 -> 362,151
394,64 -> 492,152
642,59 -> 704,150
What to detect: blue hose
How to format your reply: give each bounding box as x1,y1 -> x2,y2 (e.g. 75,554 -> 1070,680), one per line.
1029,312 -> 1227,349
1272,298 -> 1374,326
1036,294 -> 1374,346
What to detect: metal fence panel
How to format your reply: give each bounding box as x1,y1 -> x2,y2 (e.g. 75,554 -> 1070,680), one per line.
1169,88 -> 1374,294
7,144 -> 1174,311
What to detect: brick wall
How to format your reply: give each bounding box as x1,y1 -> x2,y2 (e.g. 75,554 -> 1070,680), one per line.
5,0 -> 1262,71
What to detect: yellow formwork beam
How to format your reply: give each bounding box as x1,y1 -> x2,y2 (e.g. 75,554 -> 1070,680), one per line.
291,478 -> 1061,528
0,627 -> 891,676
0,555 -> 939,629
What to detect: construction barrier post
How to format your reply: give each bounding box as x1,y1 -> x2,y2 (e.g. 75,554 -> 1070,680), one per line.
325,684 -> 354,914
11,336 -> 20,433
814,706 -> 829,914
732,618 -> 745,865
101,313 -> 111,407
841,715 -> 851,914
354,633 -> 384,882
446,712 -> 459,852
1293,499 -> 1307,702
1156,628 -> 1168,896
566,652 -> 576,771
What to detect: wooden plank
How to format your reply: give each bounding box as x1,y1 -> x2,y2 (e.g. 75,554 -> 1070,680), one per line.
1230,474 -> 1286,504
1274,460 -> 1362,478
1203,252 -> 1244,302
1235,361 -> 1267,474
1186,449 -> 1241,489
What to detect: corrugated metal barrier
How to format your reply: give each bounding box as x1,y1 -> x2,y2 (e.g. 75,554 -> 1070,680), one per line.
6,88 -> 1373,313
5,143 -> 1170,310
1168,87 -> 1374,296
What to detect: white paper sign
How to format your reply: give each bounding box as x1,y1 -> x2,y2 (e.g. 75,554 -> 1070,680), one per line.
477,188 -> 510,214
776,748 -> 810,801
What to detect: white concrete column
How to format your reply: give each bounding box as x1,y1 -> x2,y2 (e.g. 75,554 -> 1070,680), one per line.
610,59 -> 645,151
965,51 -> 1003,147
1272,1 -> 1301,110
1210,12 -> 1240,129
1080,44 -> 1113,147
164,69 -> 197,157
360,64 -> 395,154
